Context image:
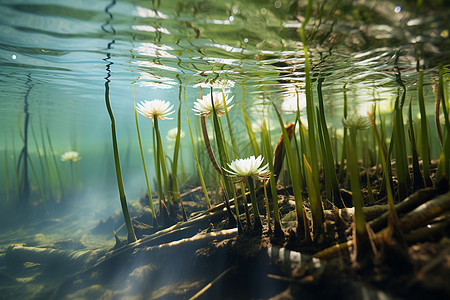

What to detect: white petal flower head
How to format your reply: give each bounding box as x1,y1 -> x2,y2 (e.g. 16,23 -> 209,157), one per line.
342,113 -> 371,130
167,128 -> 185,142
192,91 -> 234,117
225,155 -> 270,182
61,151 -> 81,162
136,99 -> 175,121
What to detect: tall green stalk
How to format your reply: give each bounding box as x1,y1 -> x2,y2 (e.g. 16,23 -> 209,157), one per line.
183,79 -> 210,208
339,85 -> 348,180
39,120 -> 56,201
171,90 -> 183,203
46,127 -> 64,199
104,80 -> 136,243
436,65 -> 450,184
418,70 -> 432,186
31,124 -> 48,194
155,123 -> 172,207
242,89 -> 260,157
408,97 -> 425,190
209,89 -> 237,227
247,176 -> 262,230
134,104 -> 157,224
4,146 -> 10,203
300,0 -> 320,203
392,99 -> 410,200
262,119 -> 284,237
343,115 -> 373,261
221,88 -> 244,230
273,104 -> 307,239
369,113 -> 399,229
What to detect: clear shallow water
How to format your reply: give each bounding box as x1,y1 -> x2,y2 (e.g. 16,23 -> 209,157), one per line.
0,0 -> 449,238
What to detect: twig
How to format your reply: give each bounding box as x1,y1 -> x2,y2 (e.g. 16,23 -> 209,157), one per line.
189,267 -> 235,300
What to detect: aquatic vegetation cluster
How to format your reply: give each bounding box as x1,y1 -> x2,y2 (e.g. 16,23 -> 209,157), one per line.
98,55 -> 445,265
94,0 -> 450,268
1,114 -> 83,211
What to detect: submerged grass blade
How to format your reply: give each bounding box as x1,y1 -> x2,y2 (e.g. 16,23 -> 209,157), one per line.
418,70 -> 432,186
4,144 -> 10,203
221,88 -> 244,226
369,113 -> 399,227
46,127 -> 64,199
183,79 -> 210,209
436,65 -> 450,183
134,104 -> 157,223
273,103 -> 306,238
408,96 -> 425,190
171,92 -> 183,203
392,100 -> 410,199
303,154 -> 324,236
241,88 -> 260,157
209,88 -> 237,225
104,79 -> 136,243
339,85 -> 348,180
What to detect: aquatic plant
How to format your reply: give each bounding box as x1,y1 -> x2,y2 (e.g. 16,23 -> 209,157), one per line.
193,91 -> 233,174
343,113 -> 374,261
60,151 -> 81,162
134,104 -> 157,225
193,91 -> 234,118
241,88 -> 260,157
418,71 -> 432,186
193,88 -> 239,228
225,155 -> 270,230
261,119 -> 284,238
60,150 -> 81,191
183,79 -> 211,209
273,104 -> 309,240
167,128 -> 185,141
137,99 -> 175,220
105,73 -> 137,243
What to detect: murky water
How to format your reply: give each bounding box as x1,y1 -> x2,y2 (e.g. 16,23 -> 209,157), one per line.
0,0 -> 449,284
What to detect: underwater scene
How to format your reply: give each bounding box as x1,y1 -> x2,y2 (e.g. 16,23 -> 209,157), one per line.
0,0 -> 449,298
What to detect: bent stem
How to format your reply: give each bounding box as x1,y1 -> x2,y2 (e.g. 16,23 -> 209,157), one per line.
200,116 -> 222,174
104,80 -> 136,243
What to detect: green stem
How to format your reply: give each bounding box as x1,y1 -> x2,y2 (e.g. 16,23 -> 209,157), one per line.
46,127 -> 64,199
242,88 -> 260,156
134,104 -> 157,223
247,176 -> 262,230
104,80 -> 136,243
183,79 -> 210,208
418,70 -> 431,185
262,120 -> 283,233
171,94 -> 183,203
153,119 -> 164,205
348,129 -> 365,235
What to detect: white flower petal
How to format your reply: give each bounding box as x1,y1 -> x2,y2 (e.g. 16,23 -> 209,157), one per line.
136,99 -> 175,121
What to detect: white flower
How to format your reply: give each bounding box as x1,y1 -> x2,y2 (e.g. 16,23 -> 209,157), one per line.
342,113 -> 371,130
136,99 -> 175,121
61,151 -> 81,162
224,155 -> 270,182
193,91 -> 234,117
281,92 -> 307,113
167,128 -> 185,141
